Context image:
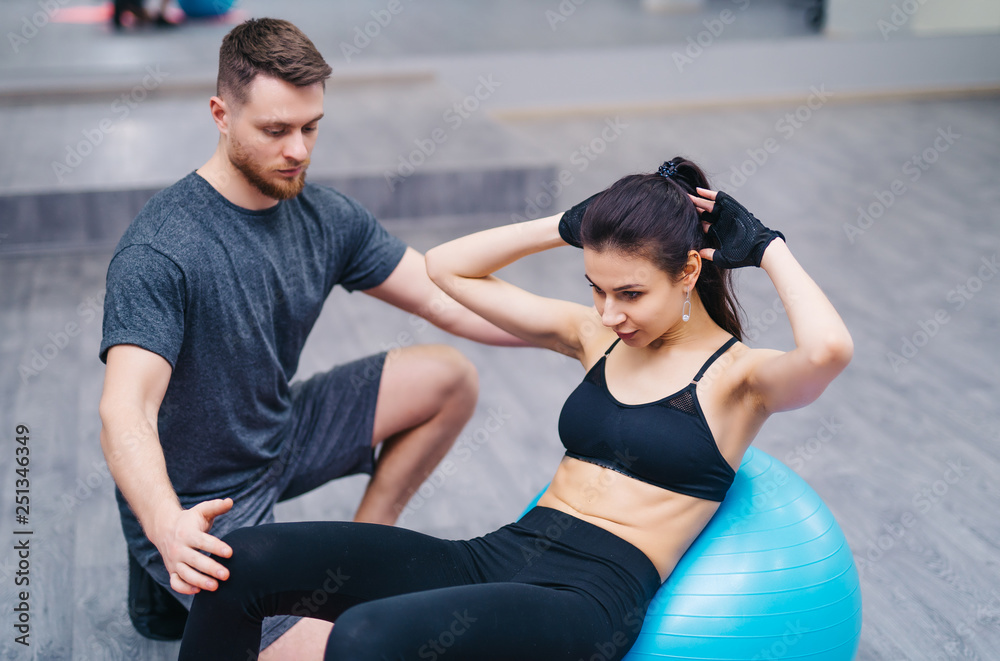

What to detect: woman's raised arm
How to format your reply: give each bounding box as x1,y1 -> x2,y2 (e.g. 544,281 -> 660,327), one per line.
747,239 -> 853,412
692,189 -> 853,413
425,213 -> 598,361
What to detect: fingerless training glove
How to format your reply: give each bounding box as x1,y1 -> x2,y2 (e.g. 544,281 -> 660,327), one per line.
558,193 -> 601,248
703,191 -> 785,269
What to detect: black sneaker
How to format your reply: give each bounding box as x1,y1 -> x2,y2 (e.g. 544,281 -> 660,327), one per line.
127,552 -> 189,641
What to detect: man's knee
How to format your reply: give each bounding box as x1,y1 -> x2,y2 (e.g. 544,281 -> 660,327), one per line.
374,345 -> 479,444
384,344 -> 478,410
431,345 -> 479,404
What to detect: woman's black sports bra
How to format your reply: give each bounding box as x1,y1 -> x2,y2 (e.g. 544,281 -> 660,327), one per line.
558,337 -> 739,502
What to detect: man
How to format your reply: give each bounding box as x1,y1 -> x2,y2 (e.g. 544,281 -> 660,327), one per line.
98,18 -> 523,659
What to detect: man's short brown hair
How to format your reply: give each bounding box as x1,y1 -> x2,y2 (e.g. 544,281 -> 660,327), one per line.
217,18 -> 332,107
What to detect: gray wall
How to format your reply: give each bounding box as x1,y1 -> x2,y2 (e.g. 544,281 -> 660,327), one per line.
825,0 -> 1000,38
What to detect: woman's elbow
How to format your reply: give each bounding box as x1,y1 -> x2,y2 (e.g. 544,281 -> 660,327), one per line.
425,248 -> 464,298
810,330 -> 854,374
424,246 -> 445,286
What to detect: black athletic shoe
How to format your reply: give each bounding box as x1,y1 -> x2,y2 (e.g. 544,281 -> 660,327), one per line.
127,552 -> 188,641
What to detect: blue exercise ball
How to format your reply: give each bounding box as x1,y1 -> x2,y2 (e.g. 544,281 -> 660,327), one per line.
177,0 -> 236,18
521,447 -> 862,660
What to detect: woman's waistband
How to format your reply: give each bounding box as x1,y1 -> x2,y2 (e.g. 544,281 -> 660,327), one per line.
513,506 -> 661,589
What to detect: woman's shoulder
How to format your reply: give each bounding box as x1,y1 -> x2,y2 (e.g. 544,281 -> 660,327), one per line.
698,339 -> 783,409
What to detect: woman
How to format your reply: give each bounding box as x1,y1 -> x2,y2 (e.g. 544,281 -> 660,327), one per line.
178,157 -> 853,660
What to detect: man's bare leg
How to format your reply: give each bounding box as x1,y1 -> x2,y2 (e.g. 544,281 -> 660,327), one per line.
356,343 -> 478,524
259,344 -> 478,659
259,619 -> 333,661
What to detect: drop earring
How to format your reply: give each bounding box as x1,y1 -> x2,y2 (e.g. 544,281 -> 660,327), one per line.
682,289 -> 691,322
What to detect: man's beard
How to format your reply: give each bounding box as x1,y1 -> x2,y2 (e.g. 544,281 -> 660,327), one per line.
228,138 -> 309,201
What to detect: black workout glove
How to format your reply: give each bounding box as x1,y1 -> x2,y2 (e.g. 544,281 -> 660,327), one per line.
703,191 -> 785,269
558,193 -> 600,248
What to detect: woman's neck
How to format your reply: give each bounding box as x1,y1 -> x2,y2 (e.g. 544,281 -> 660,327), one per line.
646,296 -> 726,353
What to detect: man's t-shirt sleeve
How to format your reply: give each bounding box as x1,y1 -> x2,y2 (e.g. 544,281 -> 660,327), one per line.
99,244 -> 186,367
336,196 -> 408,292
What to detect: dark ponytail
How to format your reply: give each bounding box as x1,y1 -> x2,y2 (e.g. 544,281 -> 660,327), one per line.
579,157 -> 744,340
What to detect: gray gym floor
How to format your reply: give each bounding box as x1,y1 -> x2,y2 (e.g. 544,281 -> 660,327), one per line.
1,1 -> 999,659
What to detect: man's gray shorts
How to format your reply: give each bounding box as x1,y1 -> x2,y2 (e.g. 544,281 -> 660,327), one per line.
120,352 -> 387,651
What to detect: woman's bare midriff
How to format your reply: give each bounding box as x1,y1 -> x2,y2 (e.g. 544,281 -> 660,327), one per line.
536,456 -> 724,582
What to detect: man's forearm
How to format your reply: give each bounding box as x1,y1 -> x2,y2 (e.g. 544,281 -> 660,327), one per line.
99,405 -> 182,545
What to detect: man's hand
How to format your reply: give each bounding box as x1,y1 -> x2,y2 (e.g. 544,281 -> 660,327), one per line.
153,498 -> 235,595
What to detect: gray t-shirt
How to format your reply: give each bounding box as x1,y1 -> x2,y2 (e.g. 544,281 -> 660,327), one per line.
100,172 -> 406,496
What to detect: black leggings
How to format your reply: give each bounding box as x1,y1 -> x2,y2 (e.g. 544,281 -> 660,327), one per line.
179,507 -> 661,661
